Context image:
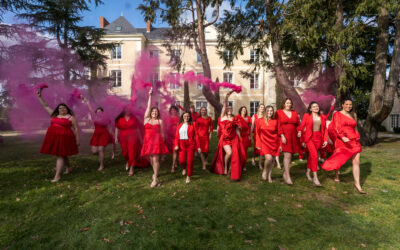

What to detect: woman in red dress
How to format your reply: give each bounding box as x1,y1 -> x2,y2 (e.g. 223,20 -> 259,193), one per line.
82,97 -> 114,171
164,105 -> 180,173
217,116 -> 222,138
189,105 -> 199,122
251,104 -> 266,170
276,98 -> 301,185
236,106 -> 252,171
299,102 -> 329,186
115,106 -> 142,176
141,88 -> 169,188
319,99 -> 336,162
256,105 -> 280,183
196,107 -> 213,170
210,90 -> 245,180
322,99 -> 365,194
37,88 -> 79,183
174,112 -> 202,183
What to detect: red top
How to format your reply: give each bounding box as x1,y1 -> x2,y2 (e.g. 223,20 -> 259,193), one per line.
195,116 -> 213,137
115,116 -> 139,134
276,110 -> 300,136
219,118 -> 239,146
332,112 -> 360,141
236,115 -> 251,137
255,118 -> 280,156
190,112 -> 199,122
299,113 -> 329,144
174,122 -> 201,150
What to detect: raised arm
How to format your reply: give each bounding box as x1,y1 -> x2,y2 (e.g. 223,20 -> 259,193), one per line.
37,89 -> 53,116
221,90 -> 234,117
81,96 -> 94,119
144,88 -> 153,121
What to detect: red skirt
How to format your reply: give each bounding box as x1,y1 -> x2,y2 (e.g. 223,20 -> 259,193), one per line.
141,134 -> 169,156
90,128 -> 112,146
322,139 -> 362,171
198,136 -> 210,153
40,125 -> 78,156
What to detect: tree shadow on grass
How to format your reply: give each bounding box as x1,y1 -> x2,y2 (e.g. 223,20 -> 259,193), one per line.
338,161 -> 372,186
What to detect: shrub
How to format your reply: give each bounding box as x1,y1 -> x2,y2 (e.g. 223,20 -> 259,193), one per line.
393,127 -> 400,134
378,125 -> 387,132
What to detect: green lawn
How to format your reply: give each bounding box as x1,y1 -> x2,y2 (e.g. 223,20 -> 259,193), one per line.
0,133 -> 399,249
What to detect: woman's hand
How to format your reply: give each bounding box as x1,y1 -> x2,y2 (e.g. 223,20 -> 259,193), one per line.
149,88 -> 153,95
281,135 -> 287,144
342,137 -> 350,143
37,89 -> 42,98
331,97 -> 336,106
302,142 -> 306,148
174,146 -> 179,151
322,141 -> 328,148
297,131 -> 302,138
197,148 -> 202,153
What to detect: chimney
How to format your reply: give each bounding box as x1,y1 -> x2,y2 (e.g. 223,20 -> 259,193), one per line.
146,20 -> 152,33
100,16 -> 109,28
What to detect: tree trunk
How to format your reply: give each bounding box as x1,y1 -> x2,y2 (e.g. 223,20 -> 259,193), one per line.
183,80 -> 190,110
360,9 -> 400,146
333,0 -> 347,104
265,0 -> 307,114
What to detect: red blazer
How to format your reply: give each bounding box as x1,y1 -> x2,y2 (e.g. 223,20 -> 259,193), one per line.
299,113 -> 328,144
174,122 -> 201,150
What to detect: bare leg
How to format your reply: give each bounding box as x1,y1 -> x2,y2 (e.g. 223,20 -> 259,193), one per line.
334,170 -> 340,183
98,146 -> 105,171
352,153 -> 365,193
171,149 -> 178,173
91,146 -> 98,155
111,144 -> 115,159
306,168 -> 312,181
52,157 -> 64,182
223,145 -> 233,175
64,157 -> 71,174
151,155 -> 160,188
282,152 -> 293,185
266,155 -> 274,183
258,155 -> 263,170
313,171 -> 321,186
275,156 -> 281,169
200,153 -> 208,170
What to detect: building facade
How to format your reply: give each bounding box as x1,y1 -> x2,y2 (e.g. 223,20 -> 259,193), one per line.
99,15 -> 277,117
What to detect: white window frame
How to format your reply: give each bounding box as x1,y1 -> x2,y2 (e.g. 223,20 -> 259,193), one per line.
196,72 -> 203,90
170,49 -> 181,64
223,72 -> 234,83
391,114 -> 400,129
223,50 -> 234,64
149,50 -> 159,59
170,73 -> 181,90
195,101 -> 208,112
250,73 -> 260,89
111,45 -> 122,60
250,101 -> 260,117
250,49 -> 260,63
110,70 -> 122,87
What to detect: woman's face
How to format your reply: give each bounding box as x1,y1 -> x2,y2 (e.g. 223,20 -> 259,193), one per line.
200,107 -> 207,116
342,100 -> 353,112
258,105 -> 265,114
170,108 -> 178,116
284,100 -> 292,110
311,103 -> 319,114
190,106 -> 195,113
266,107 -> 274,119
123,107 -> 131,116
151,108 -> 159,119
183,113 -> 190,122
58,105 -> 68,116
96,109 -> 103,115
241,107 -> 247,116
227,106 -> 233,115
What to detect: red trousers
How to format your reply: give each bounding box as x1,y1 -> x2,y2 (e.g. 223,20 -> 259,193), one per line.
306,131 -> 322,172
178,140 -> 195,176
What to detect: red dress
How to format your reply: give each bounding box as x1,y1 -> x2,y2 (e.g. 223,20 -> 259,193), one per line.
116,116 -> 140,167
141,122 -> 169,156
252,114 -> 261,155
236,115 -> 251,166
164,115 -> 180,153
191,112 -> 199,122
195,116 -> 213,153
40,117 -> 78,156
90,117 -> 112,147
322,112 -> 362,171
210,117 -> 246,180
217,117 -> 222,138
255,118 -> 280,156
276,110 -> 301,154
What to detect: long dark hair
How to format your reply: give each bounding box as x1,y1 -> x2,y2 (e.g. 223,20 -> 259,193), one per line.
96,107 -> 104,113
51,103 -> 73,117
307,102 -> 321,115
169,105 -> 179,115
115,106 -> 132,123
341,98 -> 355,119
280,98 -> 293,110
150,107 -> 161,119
238,106 -> 248,117
180,111 -> 193,125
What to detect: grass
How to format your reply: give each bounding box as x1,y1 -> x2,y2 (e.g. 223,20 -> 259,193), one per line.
0,133 -> 400,249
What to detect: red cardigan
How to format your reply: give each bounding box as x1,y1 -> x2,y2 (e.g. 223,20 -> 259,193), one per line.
299,113 -> 329,144
174,122 -> 201,150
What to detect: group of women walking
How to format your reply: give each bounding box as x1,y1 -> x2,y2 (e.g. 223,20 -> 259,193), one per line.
36,87 -> 365,194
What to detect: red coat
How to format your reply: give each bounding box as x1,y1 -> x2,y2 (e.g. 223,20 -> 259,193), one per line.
174,122 -> 201,150
299,113 -> 329,144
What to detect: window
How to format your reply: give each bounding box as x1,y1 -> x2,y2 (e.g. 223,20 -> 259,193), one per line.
195,101 -> 208,112
197,52 -> 202,63
223,50 -> 233,64
111,45 -> 121,60
250,73 -> 259,89
250,50 -> 260,63
175,100 -> 181,107
115,26 -> 122,31
250,101 -> 260,117
170,73 -> 181,90
151,73 -> 159,85
391,114 -> 400,128
197,72 -> 203,90
110,70 -> 122,87
170,49 -> 181,64
149,50 -> 159,59
223,72 -> 233,83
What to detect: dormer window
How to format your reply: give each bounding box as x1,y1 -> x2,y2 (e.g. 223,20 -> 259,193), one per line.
115,26 -> 122,31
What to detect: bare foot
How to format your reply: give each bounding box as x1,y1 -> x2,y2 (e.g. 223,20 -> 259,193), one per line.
313,177 -> 322,187
125,163 -> 129,171
262,171 -> 267,180
111,152 -> 115,159
182,169 -> 186,176
171,166 -> 175,173
150,175 -> 158,188
51,177 -> 60,183
306,171 -> 312,181
64,167 -> 72,174
283,173 -> 293,185
251,158 -> 256,167
186,176 -> 191,184
98,166 -> 104,171
128,168 -> 134,176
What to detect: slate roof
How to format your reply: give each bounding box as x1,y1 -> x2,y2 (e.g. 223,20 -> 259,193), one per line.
104,16 -> 170,40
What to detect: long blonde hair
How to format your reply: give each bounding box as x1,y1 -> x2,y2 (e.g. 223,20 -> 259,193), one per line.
263,105 -> 275,125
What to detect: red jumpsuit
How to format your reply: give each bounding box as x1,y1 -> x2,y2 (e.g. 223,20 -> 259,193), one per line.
276,110 -> 301,154
195,116 -> 213,153
174,123 -> 201,176
322,112 -> 362,171
115,116 -> 141,167
40,117 -> 78,156
210,117 -> 245,180
236,115 -> 251,166
299,113 -> 328,172
255,118 -> 280,156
